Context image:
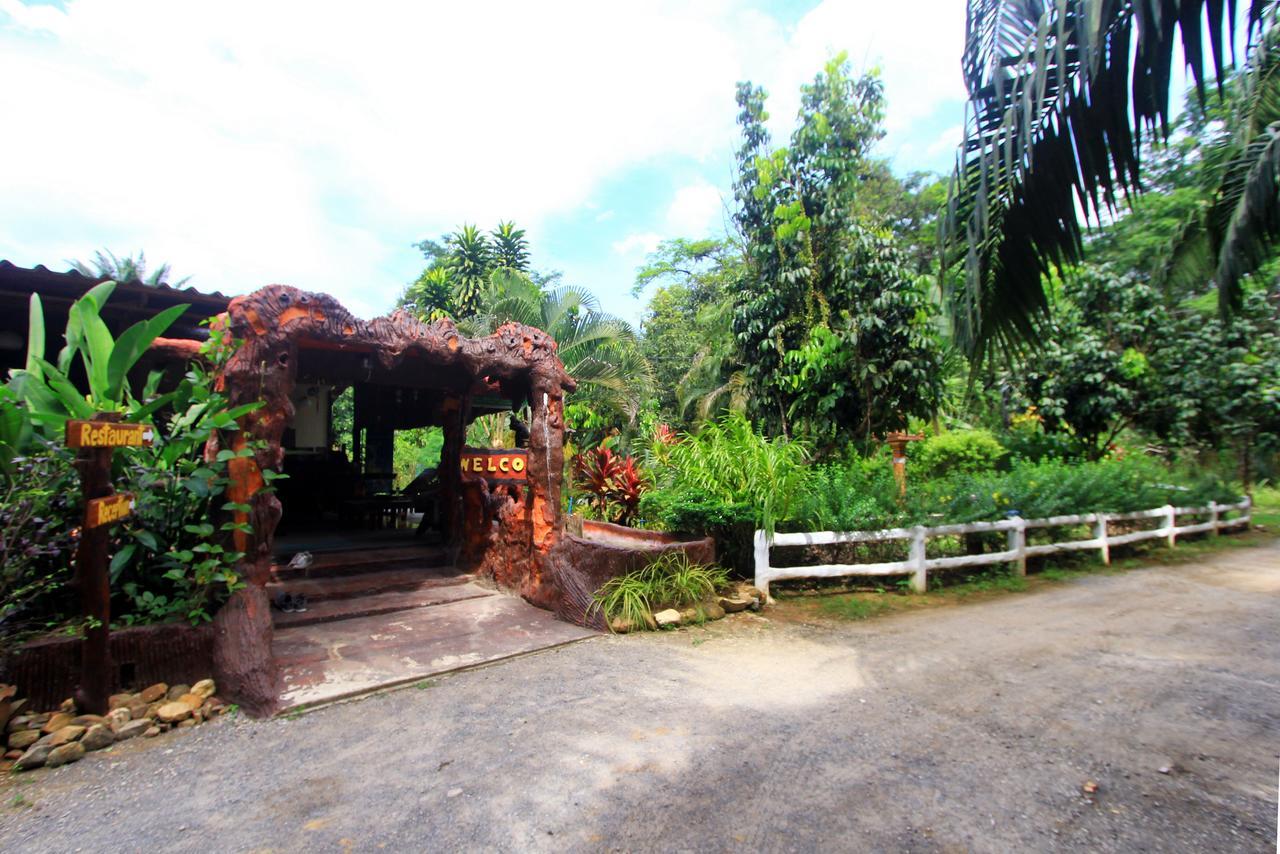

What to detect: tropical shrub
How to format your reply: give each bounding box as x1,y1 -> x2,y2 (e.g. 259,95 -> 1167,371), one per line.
914,430 -> 1006,479
647,413 -> 809,532
786,454 -> 1241,533
638,413 -> 809,573
2,286 -> 263,627
110,346 -> 261,625
0,443 -> 80,660
787,461 -> 905,533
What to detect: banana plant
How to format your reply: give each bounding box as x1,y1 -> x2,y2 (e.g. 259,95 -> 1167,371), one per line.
8,282 -> 189,435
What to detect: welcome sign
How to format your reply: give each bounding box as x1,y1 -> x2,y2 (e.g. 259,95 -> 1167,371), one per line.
461,448 -> 528,483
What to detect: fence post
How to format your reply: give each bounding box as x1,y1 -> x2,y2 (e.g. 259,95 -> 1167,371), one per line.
1095,513 -> 1110,565
1164,504 -> 1177,548
1007,517 -> 1027,576
753,529 -> 771,602
1208,501 -> 1220,537
908,526 -> 928,593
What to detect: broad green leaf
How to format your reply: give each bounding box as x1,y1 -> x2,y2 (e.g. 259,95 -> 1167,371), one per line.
106,303 -> 188,401
25,293 -> 45,377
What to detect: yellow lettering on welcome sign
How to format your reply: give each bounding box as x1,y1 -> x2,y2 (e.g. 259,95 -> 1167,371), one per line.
460,449 -> 527,482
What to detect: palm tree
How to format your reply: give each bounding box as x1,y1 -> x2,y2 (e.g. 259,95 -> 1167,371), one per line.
941,0 -> 1271,361
401,267 -> 453,319
674,297 -> 750,422
445,225 -> 493,319
490,221 -> 530,272
459,270 -> 654,421
68,250 -> 190,287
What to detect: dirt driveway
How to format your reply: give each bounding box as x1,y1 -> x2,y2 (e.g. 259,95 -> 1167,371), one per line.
2,542 -> 1277,852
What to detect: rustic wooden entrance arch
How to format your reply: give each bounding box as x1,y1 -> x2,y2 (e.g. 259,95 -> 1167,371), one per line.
206,285 -> 580,714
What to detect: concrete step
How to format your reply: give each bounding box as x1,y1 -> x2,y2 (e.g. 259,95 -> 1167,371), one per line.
270,581 -> 493,629
266,565 -> 473,604
271,546 -> 451,581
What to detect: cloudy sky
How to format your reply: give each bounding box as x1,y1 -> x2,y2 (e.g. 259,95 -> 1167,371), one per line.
0,0 -> 968,324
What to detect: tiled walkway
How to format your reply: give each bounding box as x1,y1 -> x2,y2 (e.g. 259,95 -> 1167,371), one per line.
272,588 -> 597,711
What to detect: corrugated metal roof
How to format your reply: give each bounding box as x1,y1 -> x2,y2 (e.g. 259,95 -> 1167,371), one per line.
0,260 -> 232,306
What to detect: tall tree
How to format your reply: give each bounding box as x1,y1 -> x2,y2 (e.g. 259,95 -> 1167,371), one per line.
446,224 -> 495,319
732,55 -> 942,443
490,221 -> 531,272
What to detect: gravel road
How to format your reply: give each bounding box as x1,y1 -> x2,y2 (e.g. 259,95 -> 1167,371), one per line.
2,541 -> 1277,852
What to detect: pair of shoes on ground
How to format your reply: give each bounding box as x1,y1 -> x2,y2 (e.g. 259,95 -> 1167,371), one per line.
273,593 -> 308,613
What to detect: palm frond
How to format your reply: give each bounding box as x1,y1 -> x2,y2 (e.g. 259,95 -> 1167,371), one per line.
1214,120 -> 1280,309
943,0 -> 1268,360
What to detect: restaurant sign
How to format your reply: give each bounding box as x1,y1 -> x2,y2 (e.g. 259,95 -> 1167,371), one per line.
66,420 -> 154,448
85,492 -> 135,528
461,448 -> 528,482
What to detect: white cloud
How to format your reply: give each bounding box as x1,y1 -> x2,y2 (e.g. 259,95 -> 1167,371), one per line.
927,124 -> 965,159
0,0 -> 968,318
611,232 -> 663,257
664,181 -> 726,237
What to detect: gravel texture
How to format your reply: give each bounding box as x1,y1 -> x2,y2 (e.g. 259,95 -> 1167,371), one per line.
2,541 -> 1277,852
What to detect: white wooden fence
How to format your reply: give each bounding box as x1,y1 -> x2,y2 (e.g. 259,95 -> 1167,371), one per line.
753,498 -> 1253,599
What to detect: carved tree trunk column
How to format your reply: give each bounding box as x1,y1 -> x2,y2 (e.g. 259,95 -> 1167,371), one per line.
209,301 -> 298,717
527,383 -> 565,555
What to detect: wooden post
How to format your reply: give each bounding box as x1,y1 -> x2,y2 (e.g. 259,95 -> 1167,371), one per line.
1007,517 -> 1027,576
1095,513 -> 1110,566
65,415 -> 151,715
754,529 -> 771,602
1208,501 -> 1220,537
884,433 -> 923,501
70,414 -> 119,715
439,396 -> 463,548
1164,504 -> 1177,548
908,525 -> 928,593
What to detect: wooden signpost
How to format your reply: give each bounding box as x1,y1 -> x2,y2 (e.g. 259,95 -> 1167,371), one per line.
65,416 -> 151,715
884,431 -> 925,500
460,448 -> 528,483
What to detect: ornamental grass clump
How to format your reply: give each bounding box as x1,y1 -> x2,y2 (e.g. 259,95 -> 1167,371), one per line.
592,552 -> 730,631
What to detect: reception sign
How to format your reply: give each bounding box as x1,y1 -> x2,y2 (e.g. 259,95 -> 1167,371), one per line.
85,492 -> 135,528
461,448 -> 528,483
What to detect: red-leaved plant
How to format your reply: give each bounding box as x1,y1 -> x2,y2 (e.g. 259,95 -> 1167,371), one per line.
572,446 -> 648,526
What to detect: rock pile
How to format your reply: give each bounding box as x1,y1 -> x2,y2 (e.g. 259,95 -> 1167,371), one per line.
609,583 -> 765,633
1,679 -> 228,773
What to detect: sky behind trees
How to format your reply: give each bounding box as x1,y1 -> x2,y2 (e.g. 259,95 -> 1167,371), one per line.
0,0 -> 967,323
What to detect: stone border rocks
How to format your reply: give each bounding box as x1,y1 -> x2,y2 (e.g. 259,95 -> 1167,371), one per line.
3,678 -> 229,773
608,583 -> 764,633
